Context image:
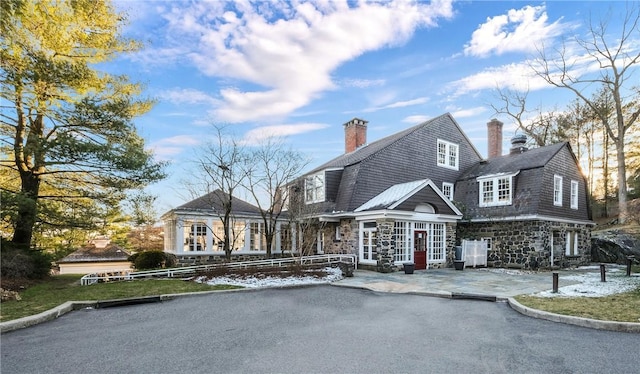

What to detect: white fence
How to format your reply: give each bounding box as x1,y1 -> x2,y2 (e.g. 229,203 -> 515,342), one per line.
462,240 -> 488,268
80,254 -> 357,286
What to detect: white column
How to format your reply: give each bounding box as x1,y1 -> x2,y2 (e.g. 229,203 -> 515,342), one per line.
244,220 -> 251,251
206,218 -> 214,253
176,218 -> 184,254
274,222 -> 281,253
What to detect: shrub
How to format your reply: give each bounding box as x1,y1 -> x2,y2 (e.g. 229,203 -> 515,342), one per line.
0,239 -> 52,279
129,250 -> 174,270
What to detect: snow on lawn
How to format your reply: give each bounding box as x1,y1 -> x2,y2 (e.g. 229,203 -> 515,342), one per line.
535,266 -> 640,298
194,266 -> 344,288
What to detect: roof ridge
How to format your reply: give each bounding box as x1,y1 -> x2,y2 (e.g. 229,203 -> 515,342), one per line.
308,113 -> 449,174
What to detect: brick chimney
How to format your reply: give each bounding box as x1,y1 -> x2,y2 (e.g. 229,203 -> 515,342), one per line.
487,119 -> 503,158
344,118 -> 368,153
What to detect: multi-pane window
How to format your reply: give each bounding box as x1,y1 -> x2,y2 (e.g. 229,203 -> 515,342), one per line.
250,222 -> 265,251
184,222 -> 206,252
280,224 -> 292,253
429,224 -> 445,262
305,173 -> 325,203
478,174 -> 515,207
565,232 -> 579,256
394,221 -> 410,263
437,139 -> 459,170
442,182 -> 454,200
360,222 -> 378,263
554,175 -> 563,206
570,180 -> 579,209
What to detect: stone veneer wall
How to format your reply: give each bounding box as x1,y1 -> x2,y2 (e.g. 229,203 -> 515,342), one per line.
321,220 -> 359,256
375,218 -> 395,273
444,222 -> 458,268
176,253 -> 275,266
458,220 -> 591,270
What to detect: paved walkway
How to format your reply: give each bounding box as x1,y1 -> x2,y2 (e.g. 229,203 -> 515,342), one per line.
336,265 -> 614,299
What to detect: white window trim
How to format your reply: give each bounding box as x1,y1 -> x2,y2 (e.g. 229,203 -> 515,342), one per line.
442,182 -> 454,201
359,221 -> 377,265
335,226 -> 342,241
437,139 -> 459,170
304,172 -> 325,204
554,175 -> 563,206
565,232 -> 579,256
570,180 -> 579,209
477,172 -> 518,207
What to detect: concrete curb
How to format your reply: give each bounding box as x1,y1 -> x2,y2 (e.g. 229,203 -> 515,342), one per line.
1,301 -> 95,334
3,284 -> 639,334
0,285 -> 321,334
507,297 -> 640,333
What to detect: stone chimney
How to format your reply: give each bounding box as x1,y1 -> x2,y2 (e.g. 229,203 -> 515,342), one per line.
510,134 -> 528,154
344,118 -> 368,153
487,119 -> 503,158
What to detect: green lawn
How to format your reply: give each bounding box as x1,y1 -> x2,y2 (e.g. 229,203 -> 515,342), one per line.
0,275 -> 240,322
515,286 -> 640,323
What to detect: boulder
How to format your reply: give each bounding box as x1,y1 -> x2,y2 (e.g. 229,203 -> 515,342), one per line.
591,228 -> 640,264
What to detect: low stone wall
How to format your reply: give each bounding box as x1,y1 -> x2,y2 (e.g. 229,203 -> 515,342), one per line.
176,253 -> 285,266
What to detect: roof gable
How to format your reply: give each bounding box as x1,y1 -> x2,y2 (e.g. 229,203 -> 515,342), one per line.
309,113 -> 482,174
58,244 -> 130,263
170,190 -> 262,216
459,142 -> 567,180
354,179 -> 462,216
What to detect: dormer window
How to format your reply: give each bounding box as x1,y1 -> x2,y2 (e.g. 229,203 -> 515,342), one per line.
305,172 -> 325,204
477,172 -> 518,207
437,139 -> 459,170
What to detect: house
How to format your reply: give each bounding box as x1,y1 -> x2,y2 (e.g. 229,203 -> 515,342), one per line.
290,114 -> 593,272
455,120 -> 594,269
161,190 -> 291,265
57,237 -> 131,275
290,114 -> 483,272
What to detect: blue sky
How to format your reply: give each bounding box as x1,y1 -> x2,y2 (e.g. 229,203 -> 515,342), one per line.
107,1 -> 635,213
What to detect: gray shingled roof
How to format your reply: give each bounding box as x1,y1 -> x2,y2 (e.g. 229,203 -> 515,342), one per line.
173,189 -> 262,215
58,244 -> 130,263
309,113 -> 476,174
458,142 -> 567,180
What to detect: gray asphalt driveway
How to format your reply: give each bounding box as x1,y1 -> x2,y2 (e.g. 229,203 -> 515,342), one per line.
1,286 -> 637,374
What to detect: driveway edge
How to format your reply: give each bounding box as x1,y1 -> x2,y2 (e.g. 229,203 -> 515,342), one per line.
0,286 -> 301,334
1,301 -> 96,333
507,297 -> 640,333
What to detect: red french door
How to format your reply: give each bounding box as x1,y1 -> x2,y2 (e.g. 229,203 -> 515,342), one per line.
414,230 -> 427,270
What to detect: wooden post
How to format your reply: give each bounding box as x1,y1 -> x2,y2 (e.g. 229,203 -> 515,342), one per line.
552,272 -> 559,293
600,263 -> 606,282
626,257 -> 633,277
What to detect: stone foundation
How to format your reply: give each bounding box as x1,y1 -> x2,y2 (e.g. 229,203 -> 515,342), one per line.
458,220 -> 591,270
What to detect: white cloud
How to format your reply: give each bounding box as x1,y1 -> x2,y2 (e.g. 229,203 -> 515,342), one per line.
449,62 -> 546,96
450,106 -> 487,118
464,5 -> 568,58
156,0 -> 454,122
364,97 -> 430,113
160,88 -> 219,106
148,135 -> 201,160
402,115 -> 430,124
241,123 -> 330,145
340,78 -> 386,88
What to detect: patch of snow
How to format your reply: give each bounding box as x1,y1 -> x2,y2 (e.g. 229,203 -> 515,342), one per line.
195,267 -> 344,289
478,268 -> 531,276
535,272 -> 640,298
